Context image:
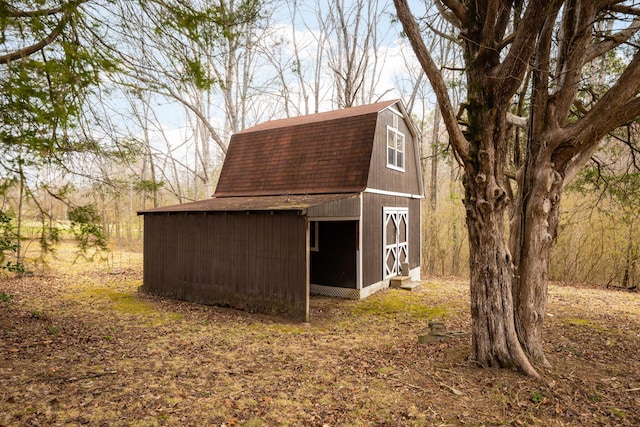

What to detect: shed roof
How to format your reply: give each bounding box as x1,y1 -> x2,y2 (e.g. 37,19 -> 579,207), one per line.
138,193 -> 359,214
214,99 -> 401,198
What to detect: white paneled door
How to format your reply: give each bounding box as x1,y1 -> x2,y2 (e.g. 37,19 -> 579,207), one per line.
383,207 -> 408,279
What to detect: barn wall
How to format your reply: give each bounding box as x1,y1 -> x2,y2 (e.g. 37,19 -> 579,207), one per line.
362,193 -> 421,287
306,194 -> 360,218
142,211 -> 308,320
366,108 -> 422,196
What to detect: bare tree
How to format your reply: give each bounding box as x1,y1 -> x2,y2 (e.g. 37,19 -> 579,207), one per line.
394,0 -> 640,377
103,0 -> 272,198
280,0 -> 329,115
323,0 -> 392,107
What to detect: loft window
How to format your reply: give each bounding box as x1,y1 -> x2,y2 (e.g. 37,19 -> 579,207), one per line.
386,125 -> 405,171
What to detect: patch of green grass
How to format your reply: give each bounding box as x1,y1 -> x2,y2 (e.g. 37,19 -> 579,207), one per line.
121,279 -> 143,289
0,292 -> 14,303
562,316 -> 608,332
610,407 -> 626,419
76,288 -> 183,324
351,291 -> 447,320
105,290 -> 157,315
589,393 -> 603,403
266,323 -> 307,335
530,390 -> 544,404
377,366 -> 395,375
564,317 -> 591,326
243,417 -> 265,427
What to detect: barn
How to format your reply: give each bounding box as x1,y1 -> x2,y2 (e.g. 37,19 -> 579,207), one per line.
138,99 -> 424,321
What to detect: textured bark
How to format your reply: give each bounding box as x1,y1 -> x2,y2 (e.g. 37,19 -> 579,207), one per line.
462,87 -> 539,378
430,106 -> 441,211
465,175 -> 537,377
511,160 -> 563,367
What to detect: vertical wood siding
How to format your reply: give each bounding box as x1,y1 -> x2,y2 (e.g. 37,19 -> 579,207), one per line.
142,211 -> 308,320
306,194 -> 360,218
366,109 -> 422,196
362,193 -> 421,287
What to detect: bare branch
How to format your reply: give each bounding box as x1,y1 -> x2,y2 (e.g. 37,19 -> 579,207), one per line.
585,16 -> 640,63
0,3 -> 67,18
563,143 -> 599,186
393,0 -> 470,163
422,15 -> 461,46
550,51 -> 640,161
493,1 -> 562,98
507,112 -> 528,129
609,4 -> 640,16
550,2 -> 606,129
496,32 -> 516,52
435,0 -> 465,29
164,87 -> 228,155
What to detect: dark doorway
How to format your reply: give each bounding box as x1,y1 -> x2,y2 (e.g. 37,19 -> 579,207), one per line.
310,221 -> 357,288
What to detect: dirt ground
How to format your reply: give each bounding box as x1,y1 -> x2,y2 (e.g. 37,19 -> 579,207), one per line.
1,247 -> 639,426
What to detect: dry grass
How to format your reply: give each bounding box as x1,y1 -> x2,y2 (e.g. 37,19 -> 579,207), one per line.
1,246 -> 639,426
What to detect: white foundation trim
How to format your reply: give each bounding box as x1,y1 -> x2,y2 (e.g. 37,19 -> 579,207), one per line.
409,266 -> 421,281
310,281 -> 390,300
310,265 -> 420,300
358,278 -> 391,299
357,194 -> 363,289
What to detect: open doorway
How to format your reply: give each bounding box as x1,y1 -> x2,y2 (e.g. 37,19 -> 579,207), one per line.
310,220 -> 357,288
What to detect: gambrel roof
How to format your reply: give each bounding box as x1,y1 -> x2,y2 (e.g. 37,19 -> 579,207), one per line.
214,99 -> 406,198
139,99 -> 419,215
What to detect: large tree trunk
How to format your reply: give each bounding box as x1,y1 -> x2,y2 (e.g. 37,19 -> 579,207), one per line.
463,101 -> 539,378
511,158 -> 564,368
465,178 -> 524,370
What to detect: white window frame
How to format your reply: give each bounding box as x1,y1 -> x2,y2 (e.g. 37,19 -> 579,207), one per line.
310,221 -> 319,252
386,125 -> 405,172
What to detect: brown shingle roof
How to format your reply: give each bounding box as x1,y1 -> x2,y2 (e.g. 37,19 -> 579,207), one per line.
214,100 -> 399,197
138,193 -> 359,214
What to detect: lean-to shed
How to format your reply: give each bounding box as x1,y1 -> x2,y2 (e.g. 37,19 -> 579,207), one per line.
138,99 -> 424,321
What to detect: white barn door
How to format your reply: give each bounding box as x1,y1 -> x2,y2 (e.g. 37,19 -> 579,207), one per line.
383,207 -> 409,279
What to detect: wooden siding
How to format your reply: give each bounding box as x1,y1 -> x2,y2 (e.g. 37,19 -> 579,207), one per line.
366,108 -> 422,196
142,211 -> 308,320
306,194 -> 360,218
362,192 -> 421,287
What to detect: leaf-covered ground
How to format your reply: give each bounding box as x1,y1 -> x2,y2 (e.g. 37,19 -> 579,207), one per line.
1,247 -> 639,426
